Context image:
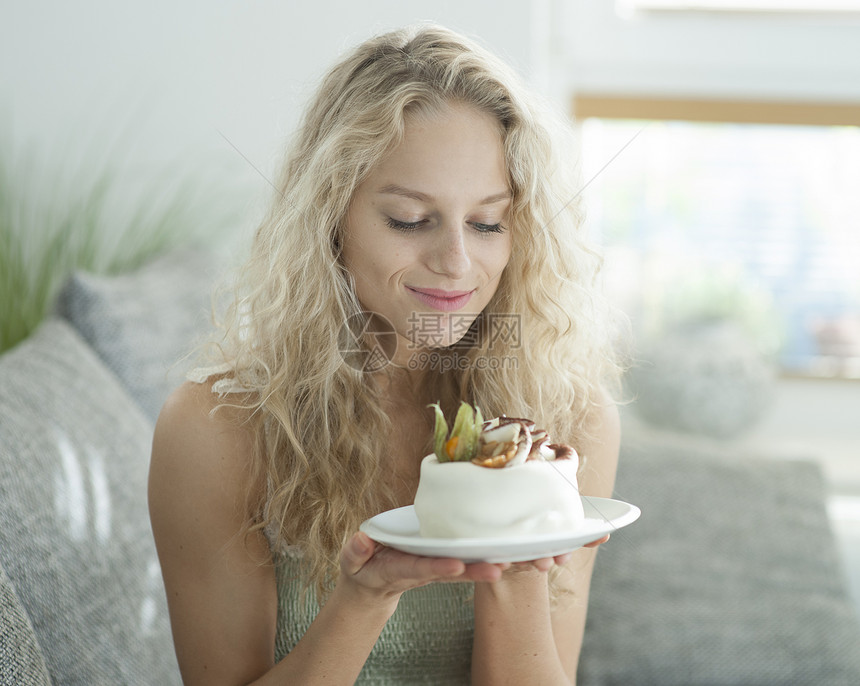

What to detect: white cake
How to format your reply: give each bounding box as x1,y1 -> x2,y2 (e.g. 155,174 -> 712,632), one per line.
413,454 -> 585,539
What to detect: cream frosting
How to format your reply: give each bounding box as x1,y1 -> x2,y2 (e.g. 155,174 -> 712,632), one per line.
413,454 -> 585,539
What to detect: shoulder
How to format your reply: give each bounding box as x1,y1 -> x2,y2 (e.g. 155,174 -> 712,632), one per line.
153,380 -> 256,456
585,388 -> 621,449
577,388 -> 621,498
149,380 -> 262,536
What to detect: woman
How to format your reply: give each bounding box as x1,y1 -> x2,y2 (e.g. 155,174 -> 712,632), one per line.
149,23 -> 622,685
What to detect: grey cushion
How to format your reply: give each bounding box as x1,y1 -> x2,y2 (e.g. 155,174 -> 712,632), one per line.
0,560 -> 50,686
55,249 -> 219,422
579,434 -> 860,686
0,319 -> 180,685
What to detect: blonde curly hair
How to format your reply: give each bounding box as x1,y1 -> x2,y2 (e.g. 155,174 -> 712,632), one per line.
204,23 -> 622,597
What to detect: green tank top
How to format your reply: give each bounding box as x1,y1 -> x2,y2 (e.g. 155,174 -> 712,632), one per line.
273,550 -> 475,684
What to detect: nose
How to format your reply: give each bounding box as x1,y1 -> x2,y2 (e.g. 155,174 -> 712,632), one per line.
428,223 -> 471,279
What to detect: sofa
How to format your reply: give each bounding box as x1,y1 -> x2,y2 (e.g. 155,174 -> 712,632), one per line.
2,250 -> 860,685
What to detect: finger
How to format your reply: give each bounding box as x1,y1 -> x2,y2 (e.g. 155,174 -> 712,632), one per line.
583,534 -> 610,548
553,552 -> 573,566
420,559 -> 504,584
531,557 -> 555,572
459,561 -> 506,582
341,531 -> 377,575
424,556 -> 467,579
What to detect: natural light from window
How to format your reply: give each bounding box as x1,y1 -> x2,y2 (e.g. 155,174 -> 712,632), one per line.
581,119 -> 860,378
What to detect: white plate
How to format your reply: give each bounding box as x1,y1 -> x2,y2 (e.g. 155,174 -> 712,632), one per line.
359,496 -> 641,563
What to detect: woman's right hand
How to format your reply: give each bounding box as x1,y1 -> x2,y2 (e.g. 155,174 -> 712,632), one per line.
338,531 -> 507,605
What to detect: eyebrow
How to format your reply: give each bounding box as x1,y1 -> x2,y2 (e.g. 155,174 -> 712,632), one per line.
377,184 -> 511,205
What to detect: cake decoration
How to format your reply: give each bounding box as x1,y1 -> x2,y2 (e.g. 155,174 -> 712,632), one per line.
431,401 -> 576,468
414,402 -> 585,539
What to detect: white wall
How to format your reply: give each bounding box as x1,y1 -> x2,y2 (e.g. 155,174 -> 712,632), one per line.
1,1 -> 543,237
558,1 -> 860,101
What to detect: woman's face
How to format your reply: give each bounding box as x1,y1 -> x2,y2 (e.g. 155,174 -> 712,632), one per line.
342,103 -> 512,364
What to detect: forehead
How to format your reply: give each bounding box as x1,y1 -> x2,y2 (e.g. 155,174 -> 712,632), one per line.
362,103 -> 509,199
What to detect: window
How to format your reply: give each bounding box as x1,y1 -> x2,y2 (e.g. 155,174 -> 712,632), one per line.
580,117 -> 860,377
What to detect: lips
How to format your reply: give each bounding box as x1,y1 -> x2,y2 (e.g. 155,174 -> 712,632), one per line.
407,286 -> 475,312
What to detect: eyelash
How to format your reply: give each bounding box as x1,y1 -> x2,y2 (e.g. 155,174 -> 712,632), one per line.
385,218 -> 424,232
385,217 -> 506,235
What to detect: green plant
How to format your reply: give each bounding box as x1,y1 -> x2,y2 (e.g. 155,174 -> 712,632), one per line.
0,140 -> 241,353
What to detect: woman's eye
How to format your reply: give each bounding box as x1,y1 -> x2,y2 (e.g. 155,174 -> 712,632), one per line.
385,217 -> 505,234
386,217 -> 424,232
471,222 -> 505,234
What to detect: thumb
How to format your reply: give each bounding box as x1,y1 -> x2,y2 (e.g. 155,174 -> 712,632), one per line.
341,531 -> 377,575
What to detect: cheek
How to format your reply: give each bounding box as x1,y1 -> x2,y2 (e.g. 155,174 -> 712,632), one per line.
348,243 -> 410,301
484,239 -> 512,280
366,247 -> 404,280
501,240 -> 513,269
